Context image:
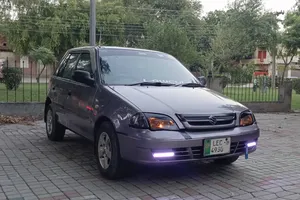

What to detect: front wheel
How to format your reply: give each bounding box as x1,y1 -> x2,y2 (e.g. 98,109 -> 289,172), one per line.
95,122 -> 124,179
45,105 -> 65,141
214,156 -> 239,165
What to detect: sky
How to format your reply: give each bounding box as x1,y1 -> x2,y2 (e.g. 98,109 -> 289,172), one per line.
200,0 -> 296,16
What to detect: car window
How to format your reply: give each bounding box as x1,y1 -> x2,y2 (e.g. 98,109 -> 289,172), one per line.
98,49 -> 198,85
76,53 -> 93,76
61,53 -> 80,79
56,54 -> 70,77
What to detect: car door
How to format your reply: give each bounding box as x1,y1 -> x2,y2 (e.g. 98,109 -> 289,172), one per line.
57,52 -> 81,130
70,50 -> 97,140
49,53 -> 70,127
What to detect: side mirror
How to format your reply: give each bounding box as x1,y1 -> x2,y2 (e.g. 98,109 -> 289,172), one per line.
73,70 -> 95,86
197,76 -> 207,86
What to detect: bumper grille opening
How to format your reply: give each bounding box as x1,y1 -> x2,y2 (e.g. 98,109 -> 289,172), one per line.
173,147 -> 190,160
153,140 -> 257,161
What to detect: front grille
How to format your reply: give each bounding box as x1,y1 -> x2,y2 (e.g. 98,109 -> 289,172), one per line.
177,113 -> 236,130
153,140 -> 256,161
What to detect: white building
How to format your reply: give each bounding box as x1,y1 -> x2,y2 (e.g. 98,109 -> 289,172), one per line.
249,48 -> 300,78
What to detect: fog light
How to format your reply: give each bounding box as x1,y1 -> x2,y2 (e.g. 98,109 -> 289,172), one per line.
247,142 -> 256,147
152,152 -> 174,158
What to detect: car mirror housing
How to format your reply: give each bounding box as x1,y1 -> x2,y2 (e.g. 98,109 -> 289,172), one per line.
73,70 -> 95,87
197,76 -> 207,87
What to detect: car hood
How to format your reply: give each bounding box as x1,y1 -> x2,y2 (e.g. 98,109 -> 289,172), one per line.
108,86 -> 248,114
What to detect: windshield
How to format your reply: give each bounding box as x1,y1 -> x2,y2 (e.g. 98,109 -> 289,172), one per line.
98,48 -> 199,85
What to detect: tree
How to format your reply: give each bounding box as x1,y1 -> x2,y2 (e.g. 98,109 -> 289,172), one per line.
277,8 -> 300,84
29,47 -> 56,83
198,0 -> 268,76
139,20 -> 198,67
257,11 -> 283,88
0,0 -> 90,58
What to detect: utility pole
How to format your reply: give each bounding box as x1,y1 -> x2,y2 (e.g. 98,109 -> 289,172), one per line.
89,0 -> 96,46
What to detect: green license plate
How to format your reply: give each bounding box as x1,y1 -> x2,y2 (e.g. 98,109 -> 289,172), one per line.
204,137 -> 231,156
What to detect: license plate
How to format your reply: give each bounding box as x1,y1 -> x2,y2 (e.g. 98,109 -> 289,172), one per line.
204,137 -> 231,156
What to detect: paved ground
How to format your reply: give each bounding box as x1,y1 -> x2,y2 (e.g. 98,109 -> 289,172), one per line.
0,113 -> 300,200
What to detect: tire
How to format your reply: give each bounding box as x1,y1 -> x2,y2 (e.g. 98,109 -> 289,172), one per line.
95,121 -> 124,179
45,104 -> 65,141
214,156 -> 239,165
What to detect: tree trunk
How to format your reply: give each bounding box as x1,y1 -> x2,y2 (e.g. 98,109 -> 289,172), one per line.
271,50 -> 276,88
281,64 -> 288,85
36,64 -> 46,83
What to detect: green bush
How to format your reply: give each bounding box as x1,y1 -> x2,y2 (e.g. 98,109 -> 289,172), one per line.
256,75 -> 271,88
228,64 -> 256,84
216,75 -> 230,89
292,79 -> 300,94
2,67 -> 23,90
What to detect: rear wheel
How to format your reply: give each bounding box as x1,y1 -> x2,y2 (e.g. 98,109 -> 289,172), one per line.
45,105 -> 65,141
214,156 -> 239,165
95,122 -> 124,179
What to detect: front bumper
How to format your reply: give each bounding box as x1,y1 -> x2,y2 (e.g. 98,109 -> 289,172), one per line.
118,125 -> 259,164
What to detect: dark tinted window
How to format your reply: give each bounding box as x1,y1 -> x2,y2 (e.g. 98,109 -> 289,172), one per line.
56,54 -> 70,77
98,48 -> 198,85
76,53 -> 93,75
61,53 -> 80,79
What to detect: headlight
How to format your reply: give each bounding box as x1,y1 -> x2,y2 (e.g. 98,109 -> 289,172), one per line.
129,113 -> 179,131
239,111 -> 255,126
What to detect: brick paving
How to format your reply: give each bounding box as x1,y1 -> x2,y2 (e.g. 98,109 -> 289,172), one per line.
0,113 -> 300,200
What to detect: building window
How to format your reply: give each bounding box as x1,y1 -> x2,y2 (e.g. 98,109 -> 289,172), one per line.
20,56 -> 29,68
258,50 -> 267,61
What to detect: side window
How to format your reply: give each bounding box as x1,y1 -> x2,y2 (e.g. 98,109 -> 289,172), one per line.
56,54 -> 70,77
76,53 -> 93,75
61,53 -> 80,79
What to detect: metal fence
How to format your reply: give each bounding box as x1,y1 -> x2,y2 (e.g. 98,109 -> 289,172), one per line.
0,59 -> 54,103
0,58 -> 285,103
220,75 -> 281,102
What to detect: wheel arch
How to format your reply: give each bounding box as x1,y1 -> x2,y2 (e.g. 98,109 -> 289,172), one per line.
94,116 -> 119,149
94,115 -> 116,142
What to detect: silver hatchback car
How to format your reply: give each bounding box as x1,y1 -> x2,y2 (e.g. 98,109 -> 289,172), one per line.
45,46 -> 260,179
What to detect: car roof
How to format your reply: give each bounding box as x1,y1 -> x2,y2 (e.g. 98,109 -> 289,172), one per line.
68,45 -> 168,55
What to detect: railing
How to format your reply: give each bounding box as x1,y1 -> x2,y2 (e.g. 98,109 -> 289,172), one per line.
221,76 -> 281,102
0,59 -> 53,103
0,58 -> 289,104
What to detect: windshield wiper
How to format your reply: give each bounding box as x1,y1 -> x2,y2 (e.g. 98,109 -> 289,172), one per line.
174,82 -> 204,87
126,81 -> 175,86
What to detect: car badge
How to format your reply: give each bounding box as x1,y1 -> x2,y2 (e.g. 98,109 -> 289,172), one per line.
208,115 -> 217,125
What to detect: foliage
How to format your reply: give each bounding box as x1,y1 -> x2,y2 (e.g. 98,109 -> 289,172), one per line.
228,63 -> 256,84
0,0 -> 298,79
292,79 -> 300,94
277,8 -> 300,84
29,47 -> 56,65
217,75 -> 231,89
138,20 -> 198,66
2,67 -> 23,90
256,75 -> 271,88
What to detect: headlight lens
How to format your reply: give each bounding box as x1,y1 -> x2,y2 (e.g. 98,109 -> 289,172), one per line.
129,113 -> 178,131
239,111 -> 255,126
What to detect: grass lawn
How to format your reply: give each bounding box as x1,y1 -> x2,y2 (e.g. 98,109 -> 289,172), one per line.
0,83 -> 299,110
0,83 -> 48,103
292,91 -> 300,111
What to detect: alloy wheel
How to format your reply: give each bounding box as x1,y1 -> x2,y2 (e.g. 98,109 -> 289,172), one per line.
98,132 -> 112,170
